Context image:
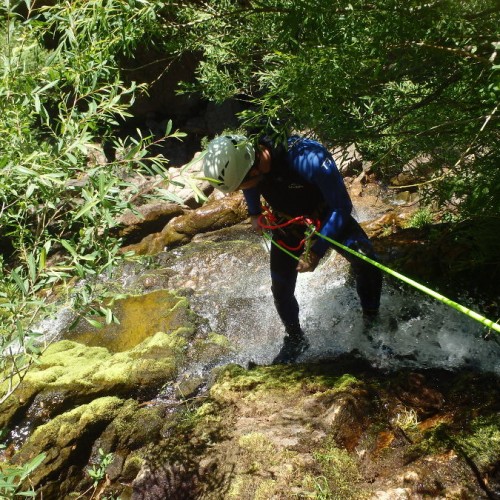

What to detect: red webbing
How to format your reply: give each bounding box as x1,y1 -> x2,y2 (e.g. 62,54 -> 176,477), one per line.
256,206 -> 321,251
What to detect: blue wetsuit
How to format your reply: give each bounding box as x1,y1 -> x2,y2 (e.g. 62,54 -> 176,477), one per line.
243,136 -> 382,329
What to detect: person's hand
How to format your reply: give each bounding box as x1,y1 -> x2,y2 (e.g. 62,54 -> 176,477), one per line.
296,251 -> 321,273
250,215 -> 263,235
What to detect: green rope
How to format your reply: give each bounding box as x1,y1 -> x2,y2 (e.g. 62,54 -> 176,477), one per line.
262,231 -> 300,261
262,229 -> 500,335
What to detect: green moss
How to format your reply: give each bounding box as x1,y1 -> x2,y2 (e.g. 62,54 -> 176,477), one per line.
195,401 -> 220,419
67,289 -> 195,352
28,341 -> 111,388
190,333 -> 234,364
14,397 -> 124,472
0,327 -> 191,430
207,333 -> 232,348
238,433 -> 280,466
26,331 -> 186,394
102,400 -> 165,450
230,432 -> 303,497
211,365 -> 361,403
456,415 -> 500,469
405,423 -> 451,461
121,453 -> 144,482
310,439 -> 363,500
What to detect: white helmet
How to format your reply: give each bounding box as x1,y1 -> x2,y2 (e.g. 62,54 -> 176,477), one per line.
203,135 -> 255,193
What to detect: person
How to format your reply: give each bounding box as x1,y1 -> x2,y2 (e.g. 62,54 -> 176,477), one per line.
203,134 -> 382,363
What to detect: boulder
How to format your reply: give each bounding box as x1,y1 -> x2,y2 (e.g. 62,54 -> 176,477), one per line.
0,290 -> 197,430
122,192 -> 248,255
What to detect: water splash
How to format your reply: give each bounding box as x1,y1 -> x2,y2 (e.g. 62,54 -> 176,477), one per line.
183,234 -> 500,375
41,227 -> 500,376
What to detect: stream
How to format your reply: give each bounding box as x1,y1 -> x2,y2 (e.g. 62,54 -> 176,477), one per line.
42,222 -> 499,377
17,208 -> 500,499
170,230 -> 500,374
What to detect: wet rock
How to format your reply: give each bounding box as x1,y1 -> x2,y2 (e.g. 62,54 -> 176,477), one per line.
12,396 -> 125,492
117,201 -> 185,244
393,190 -> 420,205
68,289 -> 196,352
317,390 -> 371,451
372,488 -> 411,499
0,290 -> 198,430
122,192 -> 247,255
109,152 -> 211,244
394,373 -> 444,414
5,354 -> 500,499
93,400 -> 165,456
175,373 -> 206,400
361,210 -> 412,239
129,364 -> 495,499
390,155 -> 434,187
189,332 -> 234,365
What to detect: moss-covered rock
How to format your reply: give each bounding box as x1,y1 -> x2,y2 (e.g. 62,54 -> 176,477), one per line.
68,288 -> 196,352
124,361 -> 500,499
456,414 -> 500,474
12,396 -> 125,489
0,329 -> 189,431
0,289 -> 199,430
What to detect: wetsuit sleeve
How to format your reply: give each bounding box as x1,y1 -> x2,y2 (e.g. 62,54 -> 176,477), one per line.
295,155 -> 352,257
311,209 -> 349,257
242,187 -> 262,216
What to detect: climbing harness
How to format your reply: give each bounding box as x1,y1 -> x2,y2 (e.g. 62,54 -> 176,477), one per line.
257,205 -> 321,258
260,215 -> 500,335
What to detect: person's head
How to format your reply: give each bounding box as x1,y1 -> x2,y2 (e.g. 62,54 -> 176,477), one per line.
203,135 -> 257,193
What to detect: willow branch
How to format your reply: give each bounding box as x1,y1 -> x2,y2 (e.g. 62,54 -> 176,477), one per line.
388,105 -> 498,190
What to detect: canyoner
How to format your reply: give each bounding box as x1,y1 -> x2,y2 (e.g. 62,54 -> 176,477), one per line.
259,216 -> 500,337
203,133 -> 383,363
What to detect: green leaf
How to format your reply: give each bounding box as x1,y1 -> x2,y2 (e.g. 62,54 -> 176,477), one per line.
73,200 -> 99,220
11,269 -> 27,295
36,80 -> 60,93
105,307 -> 113,324
165,118 -> 173,136
60,239 -> 78,258
14,166 -> 38,177
85,317 -> 104,329
27,253 -> 37,283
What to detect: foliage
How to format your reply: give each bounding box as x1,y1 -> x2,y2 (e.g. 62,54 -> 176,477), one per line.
167,0 -> 499,220
405,207 -> 433,229
87,448 -> 114,488
0,428 -> 46,498
0,0 -> 187,407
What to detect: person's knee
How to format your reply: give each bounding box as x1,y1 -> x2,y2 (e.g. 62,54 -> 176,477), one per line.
271,279 -> 295,301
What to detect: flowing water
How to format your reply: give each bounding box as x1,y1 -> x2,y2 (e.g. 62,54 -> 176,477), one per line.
40,223 -> 500,377
107,222 -> 499,377
185,233 -> 500,374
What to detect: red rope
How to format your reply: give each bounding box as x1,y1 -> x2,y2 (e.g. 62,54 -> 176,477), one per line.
257,206 -> 321,251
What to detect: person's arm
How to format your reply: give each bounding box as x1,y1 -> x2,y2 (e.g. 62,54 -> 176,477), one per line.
298,155 -> 352,258
242,187 -> 263,234
310,209 -> 350,257
242,187 -> 261,215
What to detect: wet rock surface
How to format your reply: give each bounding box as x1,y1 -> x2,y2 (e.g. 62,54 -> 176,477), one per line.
121,192 -> 248,255
1,178 -> 500,499
126,361 -> 500,499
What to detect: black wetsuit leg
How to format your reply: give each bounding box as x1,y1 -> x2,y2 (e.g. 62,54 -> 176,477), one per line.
335,215 -> 382,311
270,215 -> 382,324
269,230 -> 304,328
